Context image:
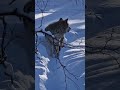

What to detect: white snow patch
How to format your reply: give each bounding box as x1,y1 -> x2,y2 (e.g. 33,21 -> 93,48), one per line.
35,13 -> 52,19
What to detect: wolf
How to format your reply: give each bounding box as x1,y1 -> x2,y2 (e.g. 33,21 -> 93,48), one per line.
45,18 -> 71,57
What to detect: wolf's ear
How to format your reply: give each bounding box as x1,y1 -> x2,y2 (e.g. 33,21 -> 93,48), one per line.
65,18 -> 68,22
59,18 -> 63,21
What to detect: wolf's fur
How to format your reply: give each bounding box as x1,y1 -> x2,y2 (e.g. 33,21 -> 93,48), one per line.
45,18 -> 70,35
45,18 -> 71,57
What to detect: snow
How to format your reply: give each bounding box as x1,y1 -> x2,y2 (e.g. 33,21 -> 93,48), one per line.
35,13 -> 53,19
35,0 -> 85,90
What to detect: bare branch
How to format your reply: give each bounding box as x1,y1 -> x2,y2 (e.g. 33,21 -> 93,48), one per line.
9,0 -> 16,5
0,8 -> 34,23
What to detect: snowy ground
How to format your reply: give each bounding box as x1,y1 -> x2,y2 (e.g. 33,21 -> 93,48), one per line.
35,0 -> 85,90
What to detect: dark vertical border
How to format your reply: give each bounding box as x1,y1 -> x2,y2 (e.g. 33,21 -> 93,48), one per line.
0,0 -> 35,89
86,0 -> 120,90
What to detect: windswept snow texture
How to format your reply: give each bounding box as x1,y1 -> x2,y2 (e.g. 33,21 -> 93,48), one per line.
35,0 -> 85,90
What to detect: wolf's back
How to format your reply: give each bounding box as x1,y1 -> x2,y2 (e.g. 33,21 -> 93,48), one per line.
45,24 -> 57,35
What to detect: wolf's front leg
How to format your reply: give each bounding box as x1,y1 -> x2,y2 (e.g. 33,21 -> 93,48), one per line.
54,46 -> 60,58
60,37 -> 64,47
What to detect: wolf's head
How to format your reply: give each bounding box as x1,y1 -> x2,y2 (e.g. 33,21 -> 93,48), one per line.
58,18 -> 71,33
45,18 -> 71,34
